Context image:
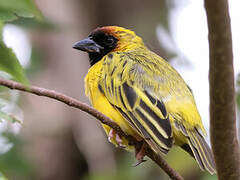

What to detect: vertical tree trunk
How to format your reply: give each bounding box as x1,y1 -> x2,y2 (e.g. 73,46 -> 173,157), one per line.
205,0 -> 240,179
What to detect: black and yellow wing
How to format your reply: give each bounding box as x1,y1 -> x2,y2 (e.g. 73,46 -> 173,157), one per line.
98,52 -> 173,154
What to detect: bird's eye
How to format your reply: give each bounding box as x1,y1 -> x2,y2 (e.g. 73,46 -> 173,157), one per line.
105,36 -> 115,45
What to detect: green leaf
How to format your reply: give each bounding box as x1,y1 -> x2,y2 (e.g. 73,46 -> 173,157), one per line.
0,9 -> 18,22
0,41 -> 28,84
0,71 -> 12,80
0,0 -> 42,22
0,107 -> 22,125
0,96 -> 23,124
0,110 -> 14,123
0,98 -> 23,124
0,22 -> 28,84
0,110 -> 22,124
11,16 -> 57,31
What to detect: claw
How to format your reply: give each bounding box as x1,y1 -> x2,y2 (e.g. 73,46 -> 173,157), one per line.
108,129 -> 115,143
133,141 -> 147,166
116,133 -> 126,148
132,159 -> 147,167
108,128 -> 126,148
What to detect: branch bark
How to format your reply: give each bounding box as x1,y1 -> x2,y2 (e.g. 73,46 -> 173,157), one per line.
204,0 -> 240,179
0,78 -> 184,180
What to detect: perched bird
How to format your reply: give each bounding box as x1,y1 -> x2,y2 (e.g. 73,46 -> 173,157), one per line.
73,26 -> 216,174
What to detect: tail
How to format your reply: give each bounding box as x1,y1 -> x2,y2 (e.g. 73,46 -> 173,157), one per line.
181,129 -> 216,175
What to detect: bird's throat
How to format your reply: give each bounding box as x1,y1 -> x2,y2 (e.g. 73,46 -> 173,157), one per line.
88,52 -> 104,66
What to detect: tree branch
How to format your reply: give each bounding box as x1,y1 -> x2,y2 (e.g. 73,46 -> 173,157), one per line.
205,0 -> 240,179
0,78 -> 184,180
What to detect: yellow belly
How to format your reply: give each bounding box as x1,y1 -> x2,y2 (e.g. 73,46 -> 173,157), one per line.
85,64 -> 137,150
92,89 -> 137,150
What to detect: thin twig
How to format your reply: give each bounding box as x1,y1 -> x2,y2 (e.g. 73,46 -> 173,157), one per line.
205,0 -> 240,179
0,78 -> 184,180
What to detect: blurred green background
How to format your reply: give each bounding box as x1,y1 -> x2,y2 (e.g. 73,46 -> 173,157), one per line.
0,0 -> 239,179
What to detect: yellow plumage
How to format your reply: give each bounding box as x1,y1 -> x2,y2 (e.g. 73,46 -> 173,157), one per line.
85,60 -> 137,148
74,26 -> 216,174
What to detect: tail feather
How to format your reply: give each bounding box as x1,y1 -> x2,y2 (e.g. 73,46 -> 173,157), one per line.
181,143 -> 205,170
182,129 -> 216,175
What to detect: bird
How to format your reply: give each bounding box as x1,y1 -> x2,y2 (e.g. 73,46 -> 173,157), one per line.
73,26 -> 216,174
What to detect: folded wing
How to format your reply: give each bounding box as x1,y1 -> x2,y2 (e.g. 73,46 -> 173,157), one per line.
98,53 -> 173,154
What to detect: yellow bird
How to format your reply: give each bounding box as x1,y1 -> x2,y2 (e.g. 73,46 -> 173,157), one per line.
73,26 -> 216,174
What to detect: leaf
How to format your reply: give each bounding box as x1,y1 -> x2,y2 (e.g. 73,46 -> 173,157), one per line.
0,9 -> 18,22
0,71 -> 13,93
0,0 -> 42,22
11,16 -> 57,31
0,41 -> 28,84
0,110 -> 14,123
0,96 -> 23,124
0,71 -> 12,80
0,109 -> 22,124
0,22 -> 28,84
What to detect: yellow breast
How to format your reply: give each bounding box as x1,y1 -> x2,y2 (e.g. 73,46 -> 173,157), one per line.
84,60 -> 137,149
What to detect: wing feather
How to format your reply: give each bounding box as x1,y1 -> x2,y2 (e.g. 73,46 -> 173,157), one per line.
175,121 -> 216,174
99,53 -> 173,153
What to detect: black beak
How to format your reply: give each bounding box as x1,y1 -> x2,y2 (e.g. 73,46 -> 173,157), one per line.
73,38 -> 103,53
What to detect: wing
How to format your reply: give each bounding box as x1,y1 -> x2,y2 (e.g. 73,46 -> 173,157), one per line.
98,52 -> 174,154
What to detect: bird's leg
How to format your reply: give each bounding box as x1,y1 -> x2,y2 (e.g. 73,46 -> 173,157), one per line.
133,141 -> 147,166
108,128 -> 126,148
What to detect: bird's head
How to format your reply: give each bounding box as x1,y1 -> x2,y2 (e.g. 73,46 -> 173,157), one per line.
73,26 -> 144,66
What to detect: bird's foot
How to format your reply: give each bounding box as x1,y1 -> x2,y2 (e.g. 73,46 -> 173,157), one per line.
133,142 -> 147,166
108,128 -> 126,148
